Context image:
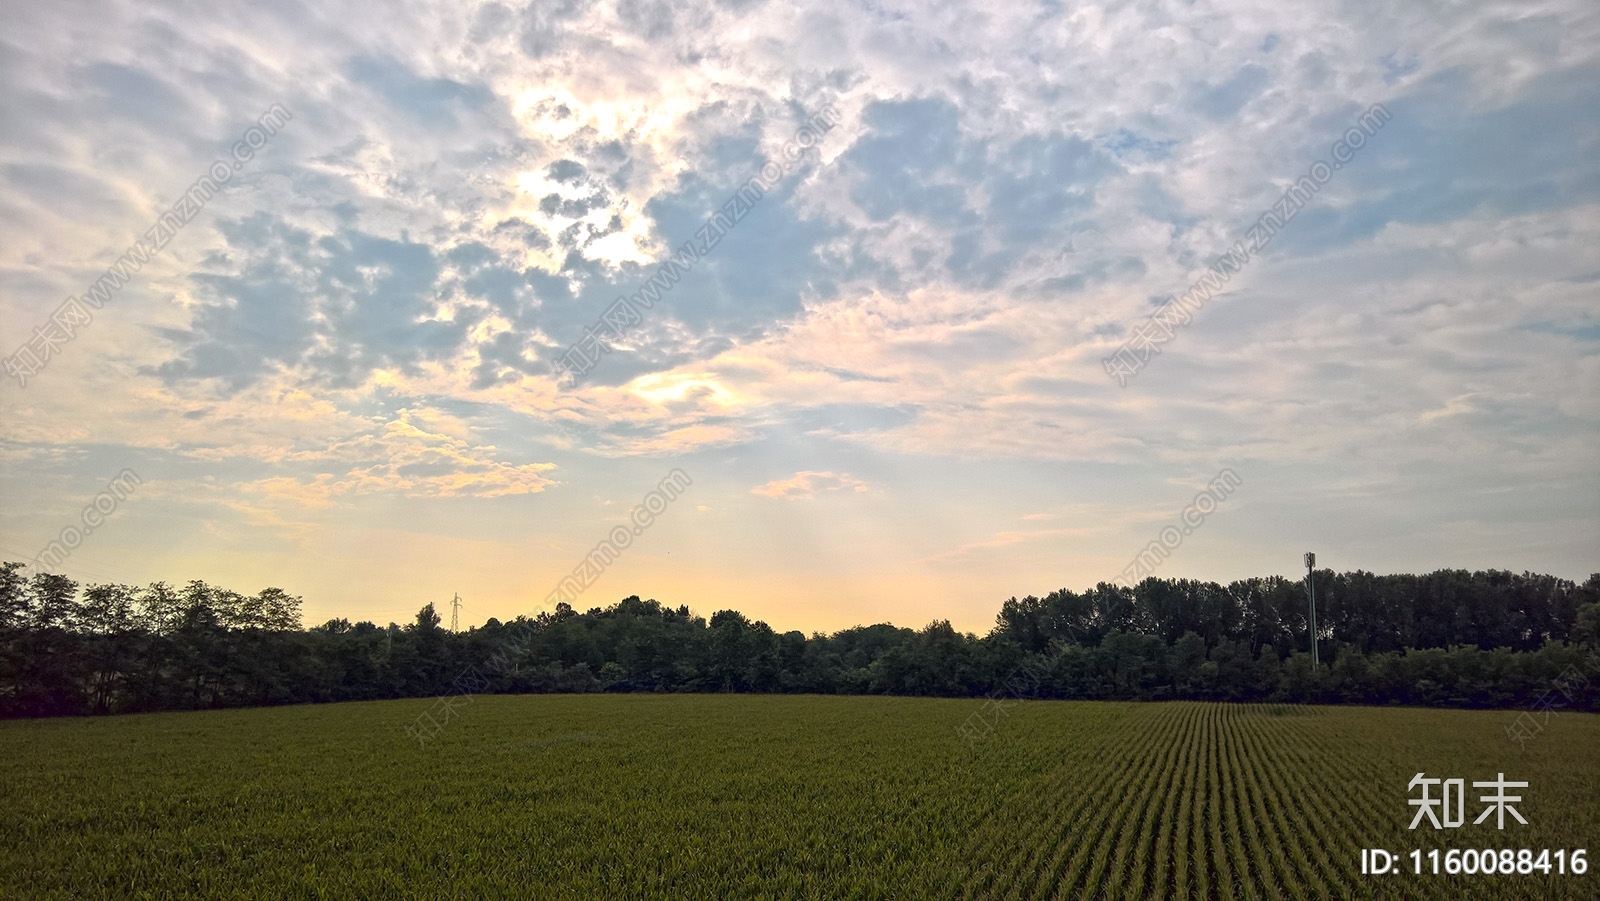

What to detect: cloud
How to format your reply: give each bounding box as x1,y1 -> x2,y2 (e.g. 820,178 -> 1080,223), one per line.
919,526 -> 1100,565
152,214 -> 475,393
242,411 -> 557,503
1418,393 -> 1480,424
750,470 -> 868,500
2,0 -> 1597,622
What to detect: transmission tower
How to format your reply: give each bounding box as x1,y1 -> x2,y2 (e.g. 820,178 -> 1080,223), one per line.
451,592 -> 462,633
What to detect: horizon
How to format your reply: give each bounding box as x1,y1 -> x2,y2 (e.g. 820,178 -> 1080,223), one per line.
4,556 -> 1595,639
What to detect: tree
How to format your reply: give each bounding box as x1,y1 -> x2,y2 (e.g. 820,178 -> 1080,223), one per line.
708,609 -> 751,691
2,562 -> 1597,719
1170,631 -> 1207,694
0,563 -> 27,630
80,584 -> 138,635
178,581 -> 220,631
79,584 -> 139,714
1573,602 -> 1600,650
28,572 -> 80,631
238,588 -> 303,631
1571,574 -> 1600,650
413,603 -> 442,632
135,582 -> 182,635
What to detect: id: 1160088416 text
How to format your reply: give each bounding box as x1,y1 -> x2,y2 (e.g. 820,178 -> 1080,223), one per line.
1361,848 -> 1587,876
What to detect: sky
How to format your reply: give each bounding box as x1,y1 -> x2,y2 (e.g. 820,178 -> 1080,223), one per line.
0,0 -> 1596,635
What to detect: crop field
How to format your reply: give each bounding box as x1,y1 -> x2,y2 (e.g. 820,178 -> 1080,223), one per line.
2,696 -> 1596,900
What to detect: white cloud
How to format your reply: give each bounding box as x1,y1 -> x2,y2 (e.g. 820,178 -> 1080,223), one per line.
751,470 -> 869,500
2,0 -> 1596,622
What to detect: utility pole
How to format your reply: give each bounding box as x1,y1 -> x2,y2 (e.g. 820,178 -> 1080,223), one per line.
1303,552 -> 1318,669
451,592 -> 462,633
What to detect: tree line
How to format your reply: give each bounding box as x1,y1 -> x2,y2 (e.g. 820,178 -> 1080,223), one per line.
1,561 -> 1596,718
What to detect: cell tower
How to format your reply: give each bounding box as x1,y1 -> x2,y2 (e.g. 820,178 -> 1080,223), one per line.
451,592 -> 462,633
1303,552 -> 1319,669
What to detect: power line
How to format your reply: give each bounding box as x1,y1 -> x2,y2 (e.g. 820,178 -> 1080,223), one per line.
0,547 -> 130,586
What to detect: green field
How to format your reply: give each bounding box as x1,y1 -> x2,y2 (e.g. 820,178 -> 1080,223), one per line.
2,696 -> 1595,899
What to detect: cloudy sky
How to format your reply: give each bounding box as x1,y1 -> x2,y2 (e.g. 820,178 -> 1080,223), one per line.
1,0 -> 1595,633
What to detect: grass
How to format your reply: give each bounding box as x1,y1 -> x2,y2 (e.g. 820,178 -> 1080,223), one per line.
1,696 -> 1596,899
